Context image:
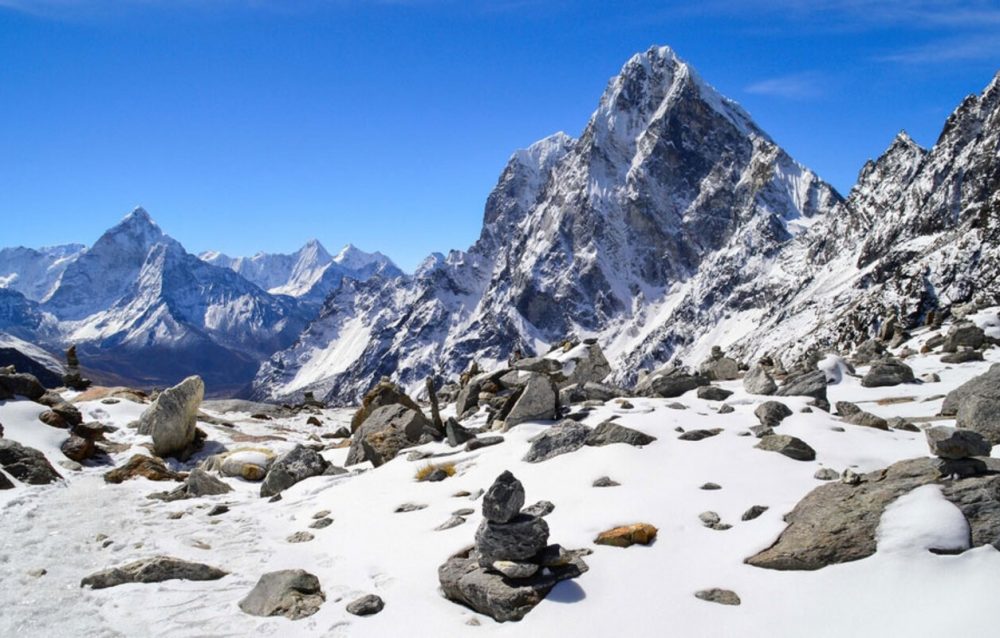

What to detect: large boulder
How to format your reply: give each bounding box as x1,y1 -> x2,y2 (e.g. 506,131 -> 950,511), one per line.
635,366 -> 709,398
259,445 -> 329,497
239,569 -> 325,620
861,358 -> 915,388
755,401 -> 793,428
776,370 -> 827,401
346,404 -> 430,466
925,426 -> 992,459
755,435 -> 816,461
137,376 -> 204,458
743,364 -> 777,395
941,364 -> 1000,444
942,321 -> 986,353
0,439 -> 62,484
0,372 -> 46,401
522,421 -> 591,463
81,557 -> 227,589
698,346 -> 740,381
502,373 -> 558,429
852,339 -> 887,365
746,457 -> 1000,570
350,378 -> 424,433
549,341 -> 612,387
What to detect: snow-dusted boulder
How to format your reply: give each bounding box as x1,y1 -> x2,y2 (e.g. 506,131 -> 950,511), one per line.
137,375 -> 204,458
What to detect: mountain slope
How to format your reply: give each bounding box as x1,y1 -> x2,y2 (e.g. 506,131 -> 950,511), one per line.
0,243 -> 86,302
253,46 -> 849,403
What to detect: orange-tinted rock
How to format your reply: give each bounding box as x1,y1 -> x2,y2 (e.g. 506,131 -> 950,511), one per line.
103,455 -> 184,484
594,523 -> 658,547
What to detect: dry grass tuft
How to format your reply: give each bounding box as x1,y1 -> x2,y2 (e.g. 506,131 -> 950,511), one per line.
415,462 -> 457,481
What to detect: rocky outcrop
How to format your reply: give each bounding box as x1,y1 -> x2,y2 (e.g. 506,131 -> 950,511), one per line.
137,376 -> 204,458
746,457 -> 1000,570
81,557 -> 227,589
239,569 -> 325,620
0,371 -> 46,401
502,373 -> 558,429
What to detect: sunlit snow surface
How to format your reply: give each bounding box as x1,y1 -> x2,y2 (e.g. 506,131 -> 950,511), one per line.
1,316 -> 999,637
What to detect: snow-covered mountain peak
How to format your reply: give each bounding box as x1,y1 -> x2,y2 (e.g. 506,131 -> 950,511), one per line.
331,244 -> 392,272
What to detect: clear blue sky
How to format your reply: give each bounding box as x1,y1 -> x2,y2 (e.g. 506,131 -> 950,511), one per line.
1,1 -> 998,271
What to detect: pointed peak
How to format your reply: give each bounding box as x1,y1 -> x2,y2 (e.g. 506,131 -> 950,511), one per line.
123,206 -> 154,224
887,130 -> 926,155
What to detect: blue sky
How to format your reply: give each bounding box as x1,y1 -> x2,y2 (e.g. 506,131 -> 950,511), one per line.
1,1 -> 998,271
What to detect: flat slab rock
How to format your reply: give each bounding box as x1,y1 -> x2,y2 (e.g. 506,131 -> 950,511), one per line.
438,546 -> 588,623
746,456 -> 1000,570
81,556 -> 227,589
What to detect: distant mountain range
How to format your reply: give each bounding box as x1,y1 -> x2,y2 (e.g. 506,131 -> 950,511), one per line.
2,45 -> 997,403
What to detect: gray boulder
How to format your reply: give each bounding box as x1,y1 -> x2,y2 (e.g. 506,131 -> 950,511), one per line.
747,457 -> 1000,570
755,435 -> 816,461
551,342 -> 612,387
346,404 -> 430,466
137,376 -> 204,458
239,569 -> 325,620
695,588 -> 741,606
942,321 -> 986,352
586,421 -> 656,447
482,471 -> 525,524
260,445 -> 329,497
755,401 -> 793,427
776,369 -> 828,400
0,439 -> 62,485
699,347 -> 740,381
835,402 -> 889,430
559,381 -> 625,405
861,359 -> 914,388
743,364 -> 777,395
149,468 -> 233,502
455,381 -> 481,417
635,365 -> 709,398
697,385 -> 733,401
0,470 -> 13,490
475,514 -> 550,567
941,364 -> 1000,444
678,428 -> 722,441
81,557 -> 226,589
346,594 -> 384,616
503,373 -> 558,429
0,372 -> 46,401
925,426 -> 992,459
445,417 -> 476,447
852,339 -> 887,365
522,421 -> 592,463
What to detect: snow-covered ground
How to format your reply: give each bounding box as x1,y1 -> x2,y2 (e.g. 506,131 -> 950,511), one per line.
1,322 -> 999,637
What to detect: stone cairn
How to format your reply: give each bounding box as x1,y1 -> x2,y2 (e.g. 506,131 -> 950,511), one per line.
438,471 -> 589,622
63,345 -> 92,391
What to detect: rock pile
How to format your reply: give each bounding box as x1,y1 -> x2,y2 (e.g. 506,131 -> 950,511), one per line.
439,471 -> 589,622
62,345 -> 92,391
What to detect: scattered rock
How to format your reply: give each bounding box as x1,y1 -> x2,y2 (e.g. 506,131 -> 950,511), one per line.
776,370 -> 827,401
445,417 -> 476,447
636,366 -> 709,398
350,378 -> 424,432
585,420 -> 656,447
522,421 -> 591,463
0,439 -> 62,485
942,321 -> 986,352
700,482 -> 721,490
60,435 -> 95,462
466,435 -> 504,451
149,468 -> 233,501
394,502 -> 427,513
207,504 -> 229,516
755,435 -> 816,461
286,532 -> 314,543
435,516 -> 466,531
346,594 -> 384,617
260,445 -> 329,497
741,505 -> 768,521
678,428 -> 722,441
835,401 -> 889,430
592,476 -> 620,487
718,404 -> 735,414
814,468 -> 840,481
941,349 -> 985,364
594,523 -> 658,547
309,517 -> 333,529
887,417 -> 919,432
239,569 -> 325,620
0,372 -> 45,400
81,556 -> 226,589
861,358 -> 915,388
695,588 -> 741,606
136,376 -> 204,458
697,385 -> 733,401
699,346 -> 740,381
755,401 -> 792,427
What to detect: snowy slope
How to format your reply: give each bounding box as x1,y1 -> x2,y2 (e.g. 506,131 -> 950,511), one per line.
2,313 -> 999,637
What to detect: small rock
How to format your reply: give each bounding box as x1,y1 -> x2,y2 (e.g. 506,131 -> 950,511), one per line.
925,426 -> 992,459
861,359 -> 915,388
309,517 -> 333,529
678,428 -> 722,441
695,588 -> 741,606
522,421 -> 591,463
585,421 -> 656,447
592,476 -> 620,487
718,404 -> 735,414
466,436 -> 503,451
286,532 -> 314,543
755,401 -> 793,427
207,504 -> 229,517
435,516 -> 466,531
394,503 -> 427,513
699,511 -> 721,526
700,482 -> 722,490
522,500 -> 555,517
755,435 -> 816,461
346,594 -> 384,617
814,468 -> 840,481
697,386 -> 733,401
81,556 -> 227,589
741,505 -> 768,521
491,560 -> 539,579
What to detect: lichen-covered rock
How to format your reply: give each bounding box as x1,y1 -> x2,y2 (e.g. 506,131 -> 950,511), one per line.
104,455 -> 182,484
594,523 -> 658,547
522,421 -> 591,463
81,557 -> 226,589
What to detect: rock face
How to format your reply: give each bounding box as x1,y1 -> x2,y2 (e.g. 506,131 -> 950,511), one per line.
941,364 -> 1000,443
522,421 -> 592,463
861,359 -> 914,388
260,445 -> 329,497
438,471 -> 589,622
239,569 -> 325,620
755,435 -> 816,461
746,457 -> 1000,570
743,364 -> 777,395
585,421 -> 656,447
925,426 -> 992,459
0,439 -> 62,485
137,376 -> 204,458
80,557 -> 227,589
